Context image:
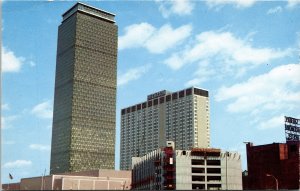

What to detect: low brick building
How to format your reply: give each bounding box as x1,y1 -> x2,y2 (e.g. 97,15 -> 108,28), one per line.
2,169 -> 131,190
243,141 -> 300,189
2,183 -> 20,191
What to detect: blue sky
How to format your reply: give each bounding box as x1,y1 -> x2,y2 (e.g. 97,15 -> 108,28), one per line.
2,0 -> 300,183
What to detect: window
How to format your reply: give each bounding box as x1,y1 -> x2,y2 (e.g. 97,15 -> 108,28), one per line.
192,167 -> 205,173
154,99 -> 158,105
142,102 -> 147,109
192,176 -> 205,182
148,100 -> 152,107
172,92 -> 178,100
166,95 -> 171,102
186,88 -> 192,96
192,184 -> 205,190
207,168 -> 221,174
131,106 -> 136,112
207,176 -> 221,181
191,159 -> 204,165
179,90 -> 185,98
159,96 -> 165,104
207,160 -> 220,166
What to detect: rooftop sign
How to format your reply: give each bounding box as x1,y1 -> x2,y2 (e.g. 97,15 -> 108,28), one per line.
285,116 -> 300,141
147,90 -> 168,100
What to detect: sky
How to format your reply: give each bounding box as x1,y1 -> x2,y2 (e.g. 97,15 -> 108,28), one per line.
2,0 -> 300,183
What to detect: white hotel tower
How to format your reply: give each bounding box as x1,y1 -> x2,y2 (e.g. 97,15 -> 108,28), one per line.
120,87 -> 210,170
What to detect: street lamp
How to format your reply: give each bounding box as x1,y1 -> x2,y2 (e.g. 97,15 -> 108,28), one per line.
266,173 -> 278,190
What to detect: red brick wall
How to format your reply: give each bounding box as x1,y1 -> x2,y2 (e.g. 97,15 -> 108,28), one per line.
2,183 -> 21,190
244,142 -> 299,190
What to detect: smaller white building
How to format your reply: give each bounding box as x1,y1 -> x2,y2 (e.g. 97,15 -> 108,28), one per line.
132,141 -> 242,190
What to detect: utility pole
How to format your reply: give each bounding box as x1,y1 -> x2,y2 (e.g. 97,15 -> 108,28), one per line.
41,168 -> 46,190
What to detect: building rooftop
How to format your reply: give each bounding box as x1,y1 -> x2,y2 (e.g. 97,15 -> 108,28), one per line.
121,87 -> 209,114
62,2 -> 115,23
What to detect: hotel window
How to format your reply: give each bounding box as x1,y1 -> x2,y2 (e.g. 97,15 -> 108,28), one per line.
137,104 -> 141,110
179,90 -> 185,98
148,100 -> 153,107
159,96 -> 165,104
186,88 -> 192,95
142,102 -> 147,109
154,99 -> 158,105
166,95 -> 171,102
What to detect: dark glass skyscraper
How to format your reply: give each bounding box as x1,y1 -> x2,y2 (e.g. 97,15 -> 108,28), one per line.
50,2 -> 117,174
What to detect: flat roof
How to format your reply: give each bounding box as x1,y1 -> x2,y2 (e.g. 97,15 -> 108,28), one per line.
62,2 -> 115,23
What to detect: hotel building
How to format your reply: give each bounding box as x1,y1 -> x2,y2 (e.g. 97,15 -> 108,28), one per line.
120,87 -> 210,170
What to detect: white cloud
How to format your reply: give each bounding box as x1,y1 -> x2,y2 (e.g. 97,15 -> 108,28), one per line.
119,23 -> 155,50
185,78 -> 203,87
206,0 -> 257,9
165,31 -> 290,71
1,115 -> 18,129
287,0 -> 300,8
2,47 -> 25,73
3,160 -> 32,168
258,114 -> 285,130
31,100 -> 53,119
267,6 -> 283,15
185,61 -> 216,87
29,144 -> 50,151
145,24 -> 192,54
215,64 -> 300,114
119,23 -> 192,54
156,0 -> 195,18
118,65 -> 151,86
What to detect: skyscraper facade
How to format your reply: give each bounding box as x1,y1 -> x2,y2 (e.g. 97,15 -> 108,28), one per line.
120,87 -> 210,170
50,2 -> 118,173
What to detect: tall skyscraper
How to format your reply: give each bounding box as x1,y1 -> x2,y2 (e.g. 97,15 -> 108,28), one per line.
50,2 -> 118,174
120,87 -> 210,170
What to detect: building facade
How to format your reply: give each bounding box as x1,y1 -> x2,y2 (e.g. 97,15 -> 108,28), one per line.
243,141 -> 300,190
131,141 -> 242,190
120,87 -> 210,170
50,2 -> 118,173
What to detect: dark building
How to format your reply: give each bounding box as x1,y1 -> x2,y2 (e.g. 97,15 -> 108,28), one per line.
243,141 -> 300,190
50,2 -> 118,174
